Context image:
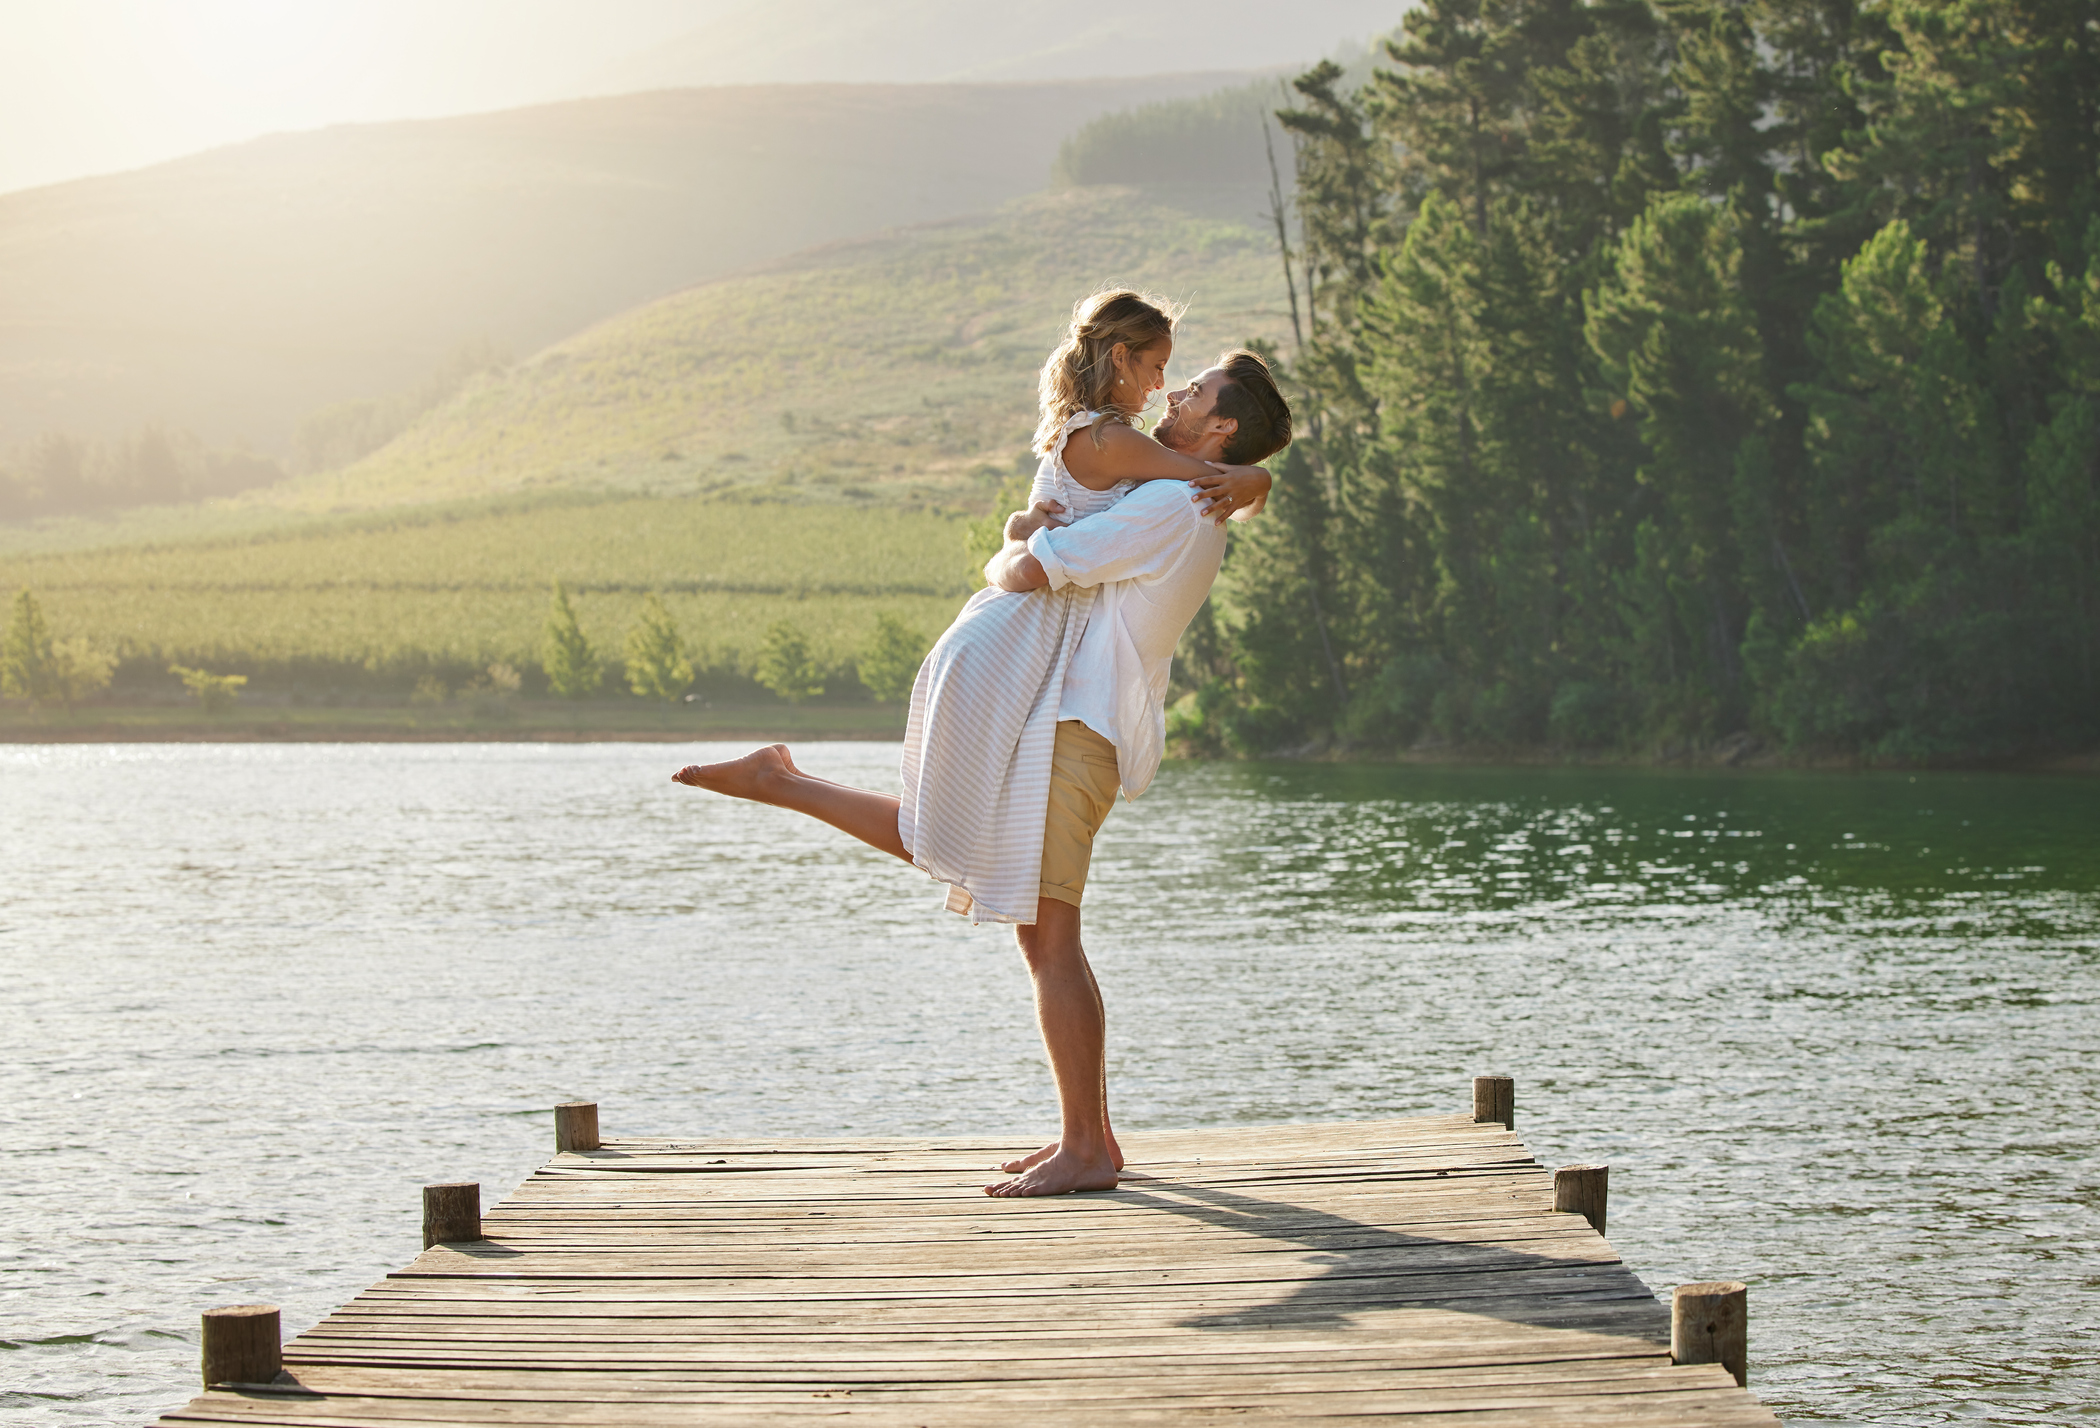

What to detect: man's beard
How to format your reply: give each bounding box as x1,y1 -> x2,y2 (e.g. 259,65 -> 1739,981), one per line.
1154,406 -> 1189,451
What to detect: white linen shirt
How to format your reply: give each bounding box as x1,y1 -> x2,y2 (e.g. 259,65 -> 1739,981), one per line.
1026,479 -> 1226,799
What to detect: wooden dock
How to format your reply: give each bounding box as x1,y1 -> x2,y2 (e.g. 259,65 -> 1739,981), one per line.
159,1101 -> 1779,1425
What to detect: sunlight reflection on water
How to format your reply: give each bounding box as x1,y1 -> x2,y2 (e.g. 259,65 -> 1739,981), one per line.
2,744 -> 2095,1424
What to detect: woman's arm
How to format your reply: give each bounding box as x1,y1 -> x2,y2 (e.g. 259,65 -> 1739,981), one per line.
1063,420 -> 1223,487
1065,421 -> 1272,524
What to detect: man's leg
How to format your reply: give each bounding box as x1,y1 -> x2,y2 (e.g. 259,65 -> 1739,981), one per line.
986,896 -> 1119,1197
674,746 -> 908,862
999,950 -> 1123,1174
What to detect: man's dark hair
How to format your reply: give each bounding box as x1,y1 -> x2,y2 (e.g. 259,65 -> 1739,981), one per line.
1212,349 -> 1293,464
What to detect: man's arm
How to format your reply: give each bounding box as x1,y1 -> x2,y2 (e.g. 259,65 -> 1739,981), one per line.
1022,481 -> 1203,593
983,499 -> 1069,590
985,538 -> 1048,592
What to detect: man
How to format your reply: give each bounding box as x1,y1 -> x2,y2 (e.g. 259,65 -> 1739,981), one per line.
675,350 -> 1292,1197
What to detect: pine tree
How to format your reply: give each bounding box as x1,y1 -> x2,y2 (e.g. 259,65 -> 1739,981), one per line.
541,582 -> 600,697
1586,192 -> 1773,734
623,593 -> 693,702
1370,0 -> 1534,240
1215,443 -> 1350,746
1795,220 -> 1988,591
2024,217 -> 2100,718
1362,192 -> 1492,683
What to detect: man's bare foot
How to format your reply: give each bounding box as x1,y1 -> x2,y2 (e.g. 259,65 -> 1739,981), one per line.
673,744 -> 797,801
985,1147 -> 1118,1198
999,1126 -> 1124,1175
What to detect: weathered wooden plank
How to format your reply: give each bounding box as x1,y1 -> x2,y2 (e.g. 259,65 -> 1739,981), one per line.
162,1380 -> 1778,1428
155,1115 -> 1779,1426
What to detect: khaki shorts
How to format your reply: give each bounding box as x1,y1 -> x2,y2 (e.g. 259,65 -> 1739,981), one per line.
1039,720 -> 1122,908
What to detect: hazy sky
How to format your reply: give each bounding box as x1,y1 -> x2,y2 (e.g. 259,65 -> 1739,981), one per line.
0,0 -> 1403,196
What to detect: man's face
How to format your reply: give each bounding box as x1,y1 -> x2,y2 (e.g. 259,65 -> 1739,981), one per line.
1154,367 -> 1231,452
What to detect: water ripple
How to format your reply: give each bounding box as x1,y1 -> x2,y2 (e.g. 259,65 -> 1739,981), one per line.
1,745 -> 2094,1423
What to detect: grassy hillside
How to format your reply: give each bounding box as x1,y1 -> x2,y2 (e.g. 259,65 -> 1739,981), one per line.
0,187 -> 1293,711
0,75 -> 1261,456
265,187 -> 1293,512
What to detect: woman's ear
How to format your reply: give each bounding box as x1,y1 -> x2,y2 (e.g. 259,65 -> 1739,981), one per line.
1108,341 -> 1128,378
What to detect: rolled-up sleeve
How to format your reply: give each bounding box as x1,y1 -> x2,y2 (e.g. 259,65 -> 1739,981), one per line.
1027,483 -> 1196,590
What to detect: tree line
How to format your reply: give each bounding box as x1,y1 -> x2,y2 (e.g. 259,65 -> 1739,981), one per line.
1190,0 -> 2099,761
0,427 -> 284,521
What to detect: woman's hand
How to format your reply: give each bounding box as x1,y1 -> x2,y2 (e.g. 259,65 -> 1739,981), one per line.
1003,499 -> 1067,543
1189,465 -> 1271,526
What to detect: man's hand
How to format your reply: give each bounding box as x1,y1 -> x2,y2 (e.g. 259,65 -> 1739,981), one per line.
1003,500 -> 1067,544
1189,464 -> 1272,525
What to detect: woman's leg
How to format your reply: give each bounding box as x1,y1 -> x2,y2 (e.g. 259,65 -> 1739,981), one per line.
674,745 -> 909,862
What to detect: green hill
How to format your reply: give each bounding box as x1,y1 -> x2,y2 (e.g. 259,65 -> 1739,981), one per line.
265,187 -> 1291,513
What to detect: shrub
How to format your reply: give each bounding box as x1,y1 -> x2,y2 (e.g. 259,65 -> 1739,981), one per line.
623,593 -> 694,701
1548,681 -> 1621,749
1341,654 -> 1445,748
169,664 -> 247,714
541,581 -> 601,697
52,637 -> 116,707
2,588 -> 58,704
461,662 -> 521,719
1165,678 -> 1234,756
756,621 -> 824,704
857,613 -> 928,703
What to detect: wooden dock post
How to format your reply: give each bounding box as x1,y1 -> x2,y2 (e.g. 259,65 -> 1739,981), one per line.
1473,1073 -> 1514,1129
555,1100 -> 600,1152
421,1182 -> 481,1249
1673,1280 -> 1749,1386
200,1304 -> 279,1386
1554,1163 -> 1609,1235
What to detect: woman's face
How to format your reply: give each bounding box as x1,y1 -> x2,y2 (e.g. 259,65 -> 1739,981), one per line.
1114,339 -> 1172,414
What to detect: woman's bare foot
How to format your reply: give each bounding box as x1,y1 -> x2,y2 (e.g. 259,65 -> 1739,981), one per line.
673,744 -> 797,801
999,1125 -> 1123,1175
984,1146 -> 1118,1198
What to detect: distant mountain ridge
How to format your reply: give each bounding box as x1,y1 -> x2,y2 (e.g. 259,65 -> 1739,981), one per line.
0,73 -> 1265,457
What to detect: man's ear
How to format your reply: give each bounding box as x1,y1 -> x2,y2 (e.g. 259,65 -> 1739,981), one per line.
1213,414 -> 1238,445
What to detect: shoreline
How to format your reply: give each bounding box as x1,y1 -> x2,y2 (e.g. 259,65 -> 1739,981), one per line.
0,700 -> 907,745
4,702 -> 2094,773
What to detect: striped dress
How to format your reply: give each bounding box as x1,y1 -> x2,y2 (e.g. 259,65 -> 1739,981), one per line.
897,412 -> 1134,925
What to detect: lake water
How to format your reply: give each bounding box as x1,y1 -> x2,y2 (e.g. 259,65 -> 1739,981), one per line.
3,743 -> 2096,1425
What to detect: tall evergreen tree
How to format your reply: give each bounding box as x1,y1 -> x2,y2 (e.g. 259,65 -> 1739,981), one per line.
1585,193 -> 1772,733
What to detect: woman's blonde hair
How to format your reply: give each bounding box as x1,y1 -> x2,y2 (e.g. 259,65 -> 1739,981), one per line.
1032,288 -> 1181,454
